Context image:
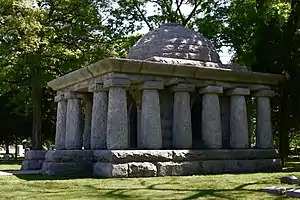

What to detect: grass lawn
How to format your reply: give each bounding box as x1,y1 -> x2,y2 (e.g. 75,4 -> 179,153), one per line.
0,160 -> 300,200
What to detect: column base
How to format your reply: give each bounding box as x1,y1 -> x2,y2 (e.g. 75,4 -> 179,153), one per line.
20,150 -> 46,170
42,150 -> 93,177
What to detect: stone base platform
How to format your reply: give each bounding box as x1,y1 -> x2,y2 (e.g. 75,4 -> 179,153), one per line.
21,150 -> 46,170
42,150 -> 93,177
41,149 -> 281,178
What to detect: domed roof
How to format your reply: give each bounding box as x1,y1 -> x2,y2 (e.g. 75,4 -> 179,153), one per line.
128,23 -> 221,63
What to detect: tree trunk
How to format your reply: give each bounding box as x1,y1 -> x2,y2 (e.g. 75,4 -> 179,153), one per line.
279,86 -> 289,167
31,77 -> 43,150
5,141 -> 9,154
15,138 -> 18,161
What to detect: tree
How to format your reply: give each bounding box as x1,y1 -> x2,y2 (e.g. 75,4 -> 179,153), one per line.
0,0 -> 115,149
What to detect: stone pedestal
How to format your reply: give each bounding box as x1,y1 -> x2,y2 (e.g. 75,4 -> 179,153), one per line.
200,86 -> 223,149
21,150 -> 46,170
54,92 -> 67,150
172,84 -> 194,149
104,78 -> 130,150
89,83 -> 108,150
253,89 -> 274,148
83,96 -> 93,150
65,92 -> 83,150
93,149 -> 281,178
227,88 -> 250,149
42,150 -> 93,177
139,81 -> 163,149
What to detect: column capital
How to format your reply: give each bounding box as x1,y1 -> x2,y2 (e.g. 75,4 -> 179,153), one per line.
172,84 -> 195,92
54,92 -> 66,102
226,88 -> 250,96
64,91 -> 85,100
140,81 -> 164,90
88,83 -> 107,92
103,77 -> 131,88
252,89 -> 274,97
199,86 -> 223,94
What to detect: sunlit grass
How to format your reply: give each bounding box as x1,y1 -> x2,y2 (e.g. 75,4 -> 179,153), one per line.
0,160 -> 299,199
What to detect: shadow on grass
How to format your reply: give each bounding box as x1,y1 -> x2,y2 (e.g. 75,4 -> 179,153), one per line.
0,160 -> 23,165
81,180 -> 277,200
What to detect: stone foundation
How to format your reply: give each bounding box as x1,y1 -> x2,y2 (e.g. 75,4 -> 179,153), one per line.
41,149 -> 281,177
21,150 -> 46,170
42,150 -> 93,177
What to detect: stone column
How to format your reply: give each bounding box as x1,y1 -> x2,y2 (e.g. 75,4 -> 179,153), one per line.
54,92 -> 67,150
199,86 -> 223,149
227,88 -> 250,149
89,83 -> 108,150
65,92 -> 83,150
104,78 -> 130,150
253,89 -> 274,148
139,81 -> 163,149
83,95 -> 93,150
172,84 -> 194,149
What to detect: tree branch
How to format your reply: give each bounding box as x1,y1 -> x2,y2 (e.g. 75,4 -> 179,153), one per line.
132,0 -> 153,30
183,1 -> 201,26
175,0 -> 185,23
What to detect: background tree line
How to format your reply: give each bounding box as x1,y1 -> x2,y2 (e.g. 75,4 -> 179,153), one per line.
0,0 -> 299,165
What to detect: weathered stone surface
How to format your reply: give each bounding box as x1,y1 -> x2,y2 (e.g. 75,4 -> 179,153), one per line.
93,162 -> 128,178
93,149 -> 280,163
91,91 -> 108,149
286,189 -> 300,198
128,23 -> 221,63
280,176 -> 298,185
42,162 -> 92,177
256,96 -> 273,148
229,94 -> 249,148
65,97 -> 83,150
83,98 -> 93,149
262,186 -> 286,195
24,150 -> 46,160
159,91 -> 173,149
45,150 -> 93,162
156,161 -> 201,176
201,93 -> 222,149
21,160 -> 44,170
172,91 -> 192,149
199,160 -> 240,174
106,87 -> 129,149
128,162 -> 157,177
140,89 -> 162,149
55,97 -> 67,150
220,96 -> 230,149
94,150 -> 172,163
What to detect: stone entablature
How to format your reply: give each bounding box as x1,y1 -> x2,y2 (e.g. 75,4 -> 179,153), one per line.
47,58 -> 282,92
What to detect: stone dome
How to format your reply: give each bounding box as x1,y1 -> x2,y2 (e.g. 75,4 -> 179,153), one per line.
128,23 -> 221,63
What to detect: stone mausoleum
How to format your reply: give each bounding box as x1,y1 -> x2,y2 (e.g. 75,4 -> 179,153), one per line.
21,23 -> 283,177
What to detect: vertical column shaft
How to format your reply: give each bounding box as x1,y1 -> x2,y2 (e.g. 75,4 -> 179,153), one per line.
89,83 -> 108,150
65,92 -> 83,150
200,86 -> 223,149
104,78 -> 130,150
139,81 -> 163,149
253,89 -> 274,148
172,84 -> 194,149
54,92 -> 67,150
83,96 -> 93,150
227,88 -> 250,149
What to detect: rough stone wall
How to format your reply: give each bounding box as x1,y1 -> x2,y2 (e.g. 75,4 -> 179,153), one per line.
220,96 -> 230,149
159,90 -> 174,149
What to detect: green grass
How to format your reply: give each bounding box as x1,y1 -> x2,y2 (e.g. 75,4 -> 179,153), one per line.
0,160 -> 22,171
0,160 -> 300,200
